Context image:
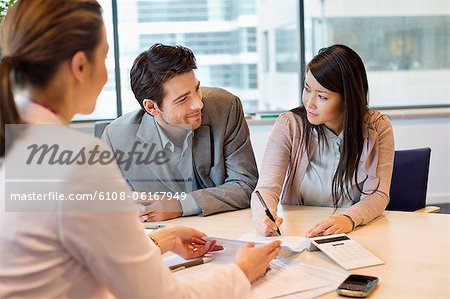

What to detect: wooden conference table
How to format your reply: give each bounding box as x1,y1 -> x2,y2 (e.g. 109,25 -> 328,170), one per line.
159,206 -> 450,298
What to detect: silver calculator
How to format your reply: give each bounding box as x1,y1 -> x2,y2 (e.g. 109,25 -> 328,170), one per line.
308,234 -> 384,270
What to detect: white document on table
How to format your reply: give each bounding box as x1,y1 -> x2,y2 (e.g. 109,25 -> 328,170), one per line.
275,261 -> 348,298
164,237 -> 348,299
248,259 -> 338,299
237,232 -> 310,253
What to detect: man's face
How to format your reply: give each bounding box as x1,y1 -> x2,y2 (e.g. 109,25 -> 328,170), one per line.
156,70 -> 203,130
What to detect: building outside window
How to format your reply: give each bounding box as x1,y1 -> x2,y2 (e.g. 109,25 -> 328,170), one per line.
76,0 -> 450,121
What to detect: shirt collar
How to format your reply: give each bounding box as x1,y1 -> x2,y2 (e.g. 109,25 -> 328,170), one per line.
154,118 -> 194,153
323,125 -> 343,141
17,100 -> 63,125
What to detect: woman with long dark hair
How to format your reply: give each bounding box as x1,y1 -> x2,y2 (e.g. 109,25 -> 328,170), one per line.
251,44 -> 394,237
0,1 -> 280,297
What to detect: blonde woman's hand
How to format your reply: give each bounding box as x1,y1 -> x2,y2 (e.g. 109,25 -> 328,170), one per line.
235,241 -> 281,283
305,215 -> 354,238
150,226 -> 223,257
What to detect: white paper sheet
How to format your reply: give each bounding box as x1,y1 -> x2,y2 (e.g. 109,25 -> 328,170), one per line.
237,233 -> 310,253
163,237 -> 348,299
248,259 -> 333,299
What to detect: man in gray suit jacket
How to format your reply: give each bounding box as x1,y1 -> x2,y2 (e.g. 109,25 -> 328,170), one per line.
101,44 -> 258,221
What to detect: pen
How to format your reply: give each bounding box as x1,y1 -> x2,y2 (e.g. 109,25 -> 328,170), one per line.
255,191 -> 281,236
144,223 -> 166,230
169,256 -> 215,272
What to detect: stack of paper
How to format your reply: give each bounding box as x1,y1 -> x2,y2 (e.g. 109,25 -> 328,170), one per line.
236,233 -> 310,259
249,259 -> 346,299
164,234 -> 348,298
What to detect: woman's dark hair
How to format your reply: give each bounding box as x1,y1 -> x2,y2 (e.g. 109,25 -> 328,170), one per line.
0,0 -> 103,157
130,43 -> 197,109
291,44 -> 371,207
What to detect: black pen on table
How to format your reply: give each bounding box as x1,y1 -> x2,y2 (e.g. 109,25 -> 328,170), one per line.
255,191 -> 281,236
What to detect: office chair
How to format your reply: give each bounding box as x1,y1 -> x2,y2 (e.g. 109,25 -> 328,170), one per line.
387,147 -> 439,213
94,120 -> 112,138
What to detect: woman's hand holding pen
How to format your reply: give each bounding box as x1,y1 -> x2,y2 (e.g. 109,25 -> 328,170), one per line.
263,215 -> 284,237
305,215 -> 354,237
252,191 -> 283,237
252,210 -> 283,237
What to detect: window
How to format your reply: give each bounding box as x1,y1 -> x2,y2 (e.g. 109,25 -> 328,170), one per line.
304,0 -> 450,107
137,0 -> 209,22
117,0 -> 259,115
257,0 -> 301,111
73,0 -> 117,121
77,0 -> 449,121
275,24 -> 300,73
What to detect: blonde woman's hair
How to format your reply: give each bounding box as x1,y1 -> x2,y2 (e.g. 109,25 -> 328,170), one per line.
0,0 -> 103,157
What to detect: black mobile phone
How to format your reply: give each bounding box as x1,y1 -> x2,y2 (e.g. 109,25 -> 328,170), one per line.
337,274 -> 379,298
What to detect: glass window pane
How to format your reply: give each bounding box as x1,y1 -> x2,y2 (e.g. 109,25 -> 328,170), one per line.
77,0 -> 450,122
257,0 -> 301,112
74,0 -> 118,121
275,24 -> 300,73
304,0 -> 450,108
116,0 -> 298,115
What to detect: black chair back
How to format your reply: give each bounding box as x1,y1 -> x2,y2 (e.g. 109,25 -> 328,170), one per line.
94,120 -> 112,138
387,147 -> 431,211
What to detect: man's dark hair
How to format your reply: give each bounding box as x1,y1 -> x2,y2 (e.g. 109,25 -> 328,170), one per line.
130,43 -> 197,109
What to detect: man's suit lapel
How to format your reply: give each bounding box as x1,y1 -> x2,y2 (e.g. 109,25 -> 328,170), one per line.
193,125 -> 212,187
136,113 -> 159,143
132,113 -> 179,192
